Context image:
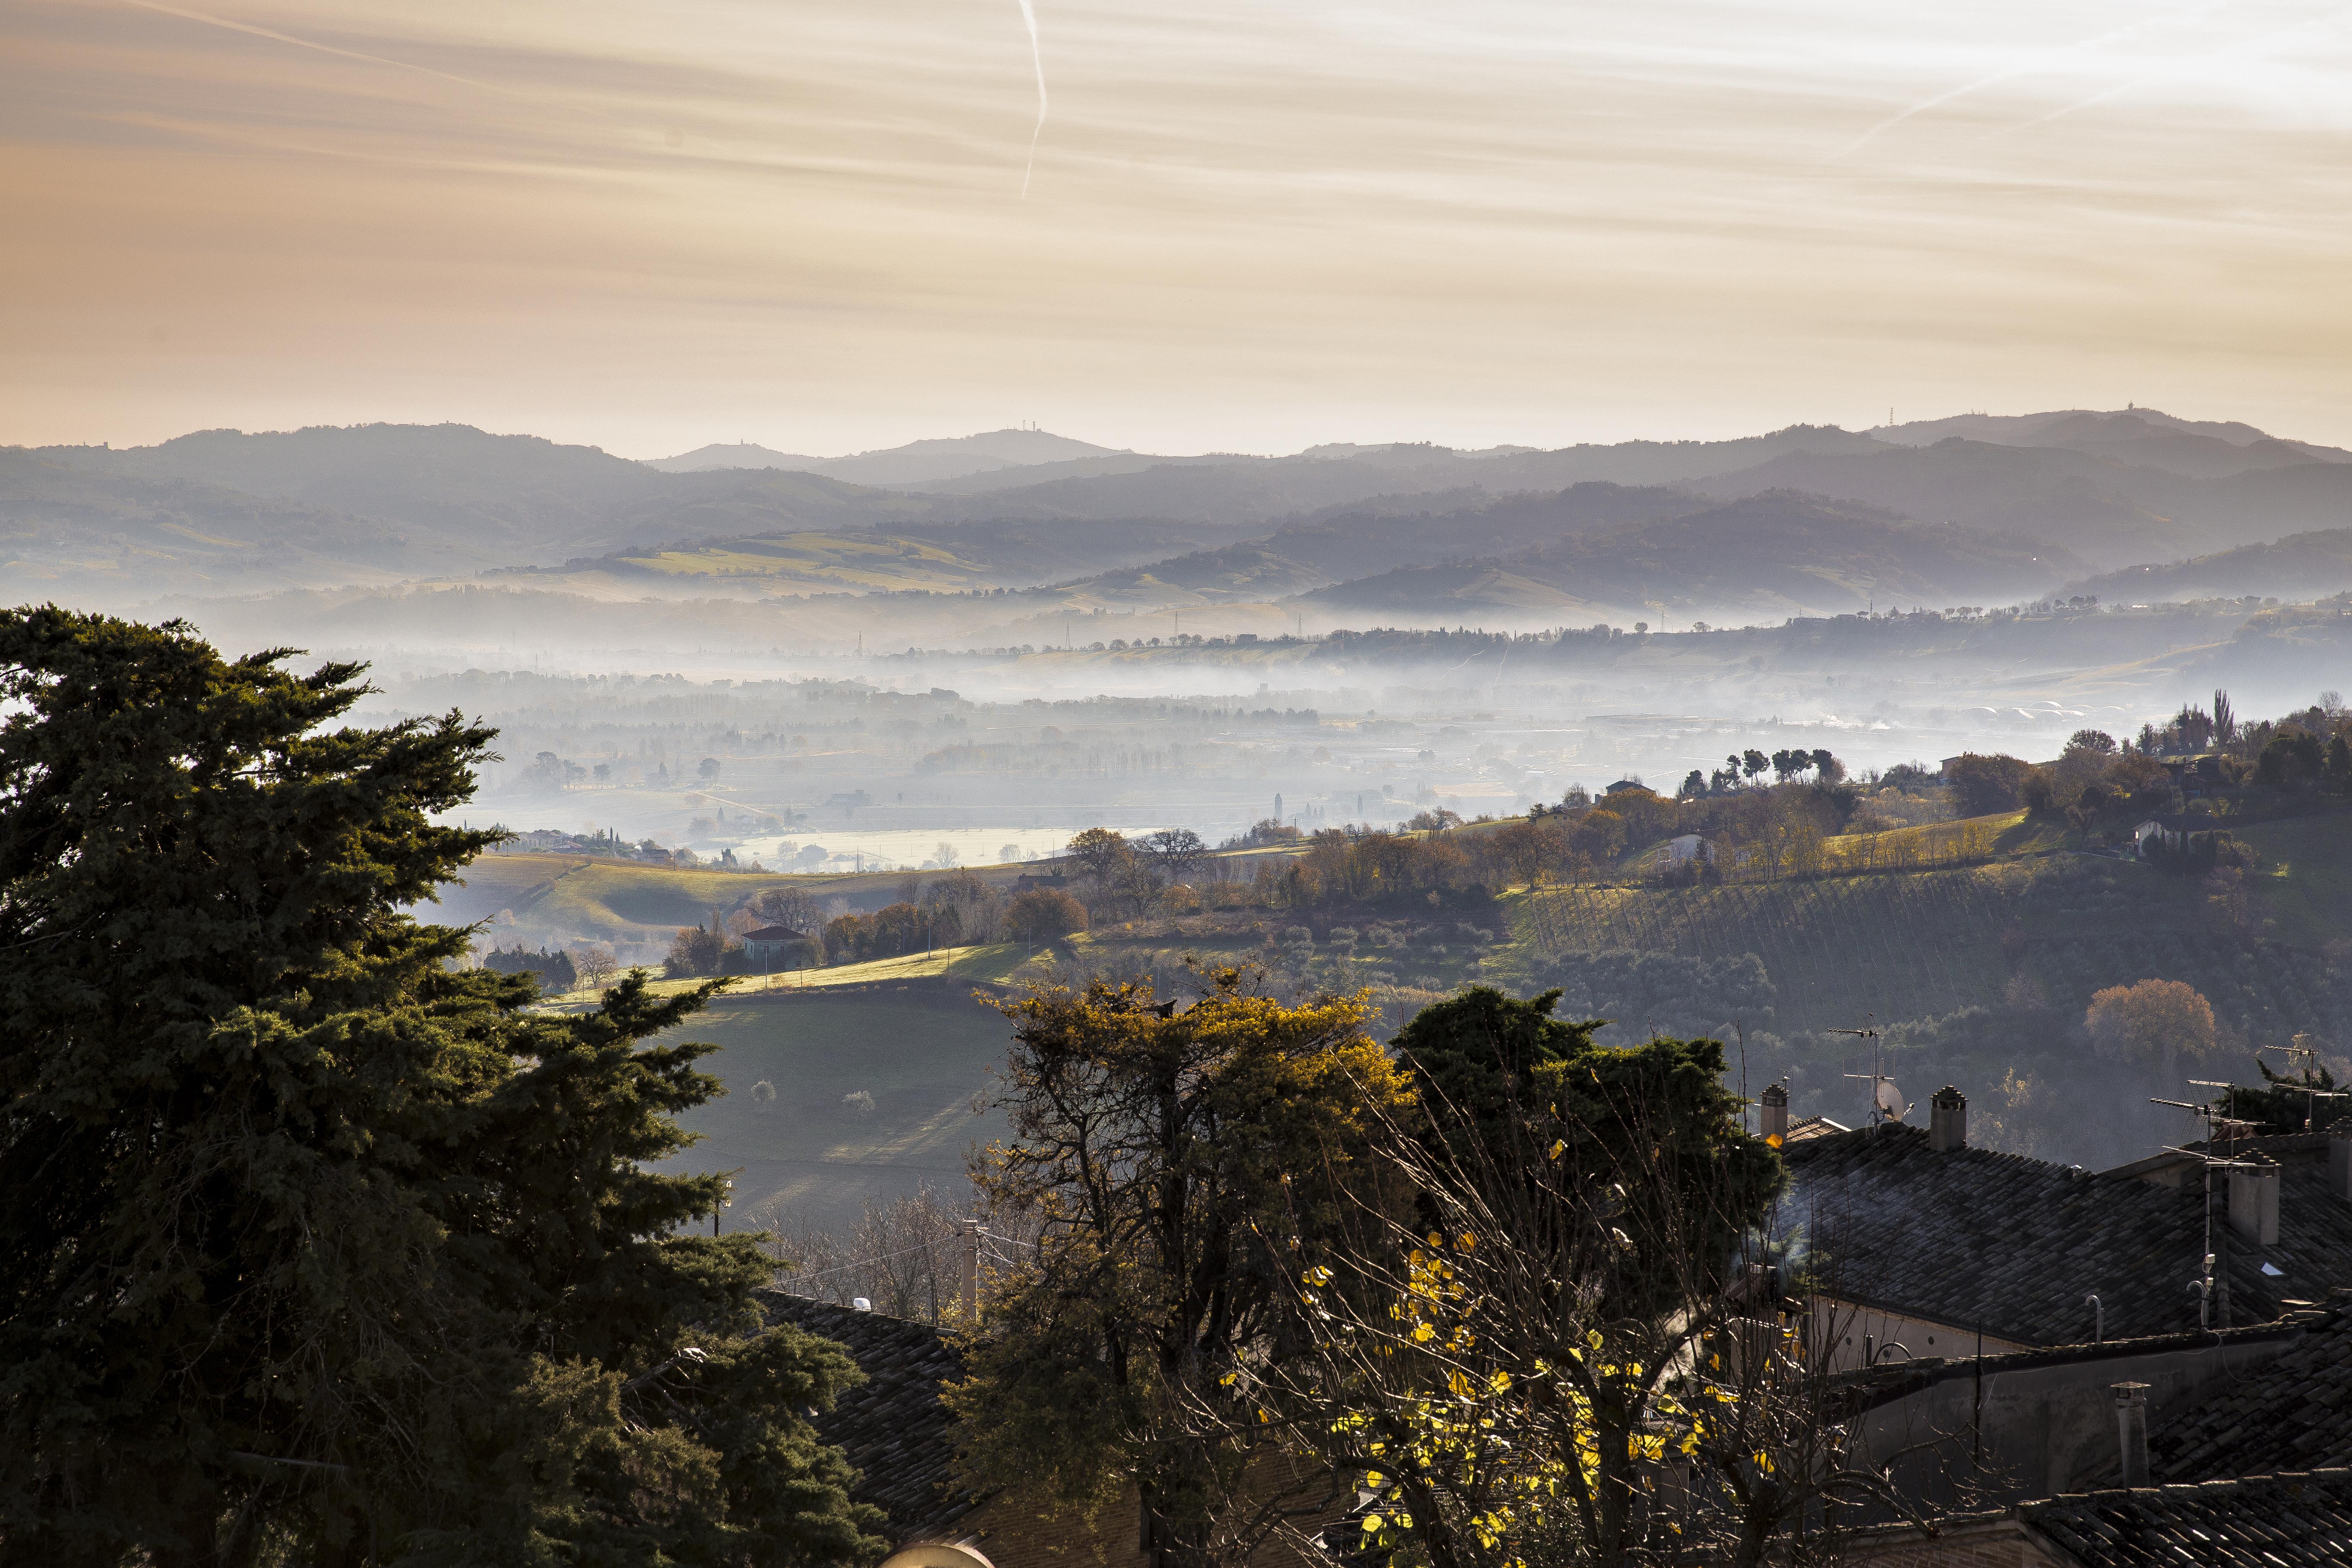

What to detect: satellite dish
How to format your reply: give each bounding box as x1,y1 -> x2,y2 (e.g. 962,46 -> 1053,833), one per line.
1876,1080 -> 1908,1121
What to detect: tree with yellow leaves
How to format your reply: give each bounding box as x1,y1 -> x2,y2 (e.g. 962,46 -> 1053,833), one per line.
1265,989 -> 1927,1568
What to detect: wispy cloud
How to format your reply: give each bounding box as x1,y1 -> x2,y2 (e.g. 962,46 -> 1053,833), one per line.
2011,3 -> 2352,131
1832,0 -> 2241,158
3,0 -> 2350,454
118,0 -> 506,92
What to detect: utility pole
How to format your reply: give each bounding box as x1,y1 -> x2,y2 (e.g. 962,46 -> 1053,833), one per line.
962,1218 -> 982,1329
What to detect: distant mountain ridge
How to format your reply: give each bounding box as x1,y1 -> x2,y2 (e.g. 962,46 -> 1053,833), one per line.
2062,528 -> 2352,605
10,407 -> 2352,603
644,442 -> 824,474
645,427 -> 1124,486
1884,407 -> 2352,469
1292,491 -> 2081,625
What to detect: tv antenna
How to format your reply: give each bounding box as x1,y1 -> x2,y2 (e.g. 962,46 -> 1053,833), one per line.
2150,1088 -> 2270,1329
1834,1017 -> 1908,1126
1730,1020 -> 1748,1136
2155,1083 -> 2259,1147
2257,1034 -> 2349,1134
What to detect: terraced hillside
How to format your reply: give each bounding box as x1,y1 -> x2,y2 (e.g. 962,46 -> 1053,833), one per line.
1513,815 -> 2352,1167
441,809 -> 2352,1186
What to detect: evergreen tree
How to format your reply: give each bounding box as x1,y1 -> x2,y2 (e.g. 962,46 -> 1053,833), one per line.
949,967 -> 1415,1568
1393,987 -> 1779,1318
0,609 -> 882,1567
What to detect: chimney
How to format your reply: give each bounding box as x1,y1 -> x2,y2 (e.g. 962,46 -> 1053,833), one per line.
1761,1082 -> 1788,1145
2331,1128 -> 2352,1202
2113,1383 -> 2150,1486
1929,1085 -> 1968,1152
2229,1152 -> 2281,1247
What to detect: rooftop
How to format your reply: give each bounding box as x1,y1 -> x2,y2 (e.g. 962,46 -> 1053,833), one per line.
2146,1295 -> 2352,1483
760,1292 -> 977,1540
2023,1469 -> 2352,1567
1780,1124 -> 2352,1344
1855,1470 -> 2352,1567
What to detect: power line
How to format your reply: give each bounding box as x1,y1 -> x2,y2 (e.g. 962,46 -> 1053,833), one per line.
776,1240 -> 941,1282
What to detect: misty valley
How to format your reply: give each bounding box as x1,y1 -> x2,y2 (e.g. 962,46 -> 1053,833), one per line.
24,3 -> 2352,1558
9,407 -> 2352,1567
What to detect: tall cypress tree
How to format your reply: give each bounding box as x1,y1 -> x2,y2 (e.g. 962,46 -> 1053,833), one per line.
0,609 -> 882,1567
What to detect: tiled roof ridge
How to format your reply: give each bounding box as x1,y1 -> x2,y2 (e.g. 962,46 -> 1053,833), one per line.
1782,1121 -> 2095,1182
2027,1462 -> 2352,1509
766,1289 -> 958,1341
2138,1292 -> 2352,1483
759,1289 -> 982,1539
2101,1129 -> 2348,1182
1838,1311 -> 2313,1405
1839,1466 -> 2352,1564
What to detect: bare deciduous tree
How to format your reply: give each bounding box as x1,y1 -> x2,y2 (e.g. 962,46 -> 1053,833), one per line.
571,943 -> 619,990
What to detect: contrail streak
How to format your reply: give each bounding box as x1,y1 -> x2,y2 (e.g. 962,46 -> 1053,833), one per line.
1015,0 -> 1047,197
1831,0 -> 2235,158
2013,4 -> 2352,130
119,0 -> 502,93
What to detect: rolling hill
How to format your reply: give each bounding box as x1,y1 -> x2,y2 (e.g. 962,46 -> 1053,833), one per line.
1268,483 -> 1698,579
643,441 -> 825,473
649,427 -> 1125,486
413,794 -> 2352,1204
0,447 -> 441,595
638,989 -> 1017,1233
565,514 -> 1246,595
1681,440 -> 2201,567
2064,529 -> 2352,605
1044,542 -> 1330,606
1296,493 -> 2080,622
1885,407 -> 2352,472
15,425 -> 940,586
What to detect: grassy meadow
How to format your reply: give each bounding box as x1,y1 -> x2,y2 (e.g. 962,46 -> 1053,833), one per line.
453,806 -> 2352,1215
2236,813 -> 2352,947
634,988 -> 1019,1236
431,851 -> 1005,950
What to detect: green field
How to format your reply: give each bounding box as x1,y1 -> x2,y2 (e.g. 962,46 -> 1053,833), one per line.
614,531 -> 996,593
534,941 -> 1044,1005
430,852 -> 1005,948
467,811 -> 2352,1223
640,989 -> 1018,1235
2236,813 -> 2352,947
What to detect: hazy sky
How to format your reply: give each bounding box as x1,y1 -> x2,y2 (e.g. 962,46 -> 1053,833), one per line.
6,0 -> 2350,457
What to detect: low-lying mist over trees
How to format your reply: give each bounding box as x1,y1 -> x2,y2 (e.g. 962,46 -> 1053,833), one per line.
6,407 -> 2351,1565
